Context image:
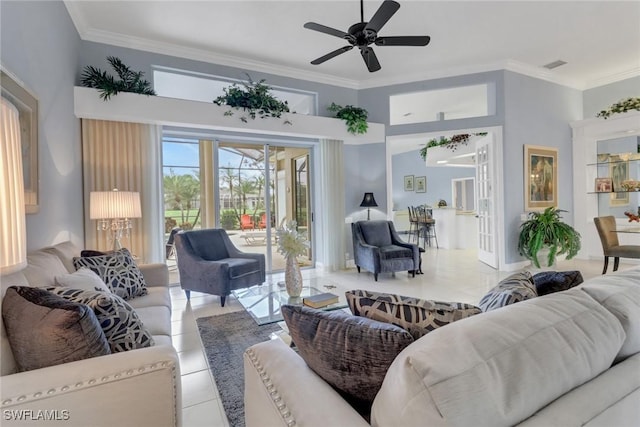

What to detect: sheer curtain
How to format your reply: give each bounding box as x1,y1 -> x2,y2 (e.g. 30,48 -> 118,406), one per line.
317,139 -> 346,271
0,97 -> 27,274
199,139 -> 216,229
82,119 -> 163,263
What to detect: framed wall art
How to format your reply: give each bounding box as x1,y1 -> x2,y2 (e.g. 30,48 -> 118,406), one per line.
524,145 -> 557,211
404,175 -> 414,192
1,69 -> 39,213
415,176 -> 426,193
594,177 -> 612,193
609,154 -> 629,206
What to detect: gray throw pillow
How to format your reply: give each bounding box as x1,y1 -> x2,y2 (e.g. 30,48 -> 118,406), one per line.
281,305 -> 414,418
73,248 -> 147,300
2,286 -> 111,372
346,290 -> 482,340
478,271 -> 537,312
533,270 -> 584,296
47,286 -> 154,353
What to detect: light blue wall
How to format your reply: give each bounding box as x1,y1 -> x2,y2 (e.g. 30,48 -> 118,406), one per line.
344,143 -> 387,221
1,1 -> 83,251
583,76 -> 640,118
391,150 -> 474,210
358,71 -> 505,134
79,42 -> 358,118
503,71 -> 583,264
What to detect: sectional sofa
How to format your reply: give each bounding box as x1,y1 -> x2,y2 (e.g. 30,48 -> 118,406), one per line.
0,241 -> 181,427
244,268 -> 640,426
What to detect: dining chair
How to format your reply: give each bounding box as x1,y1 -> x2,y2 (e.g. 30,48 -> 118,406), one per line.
594,215 -> 640,274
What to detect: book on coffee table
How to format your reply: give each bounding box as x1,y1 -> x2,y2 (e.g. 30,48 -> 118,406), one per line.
303,292 -> 339,308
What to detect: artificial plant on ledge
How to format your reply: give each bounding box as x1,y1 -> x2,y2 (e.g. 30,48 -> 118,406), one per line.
327,103 -> 369,135
81,56 -> 156,101
597,97 -> 640,119
419,133 -> 487,161
213,75 -> 291,124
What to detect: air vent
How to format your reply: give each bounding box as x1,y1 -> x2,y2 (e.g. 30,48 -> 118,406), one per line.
543,60 -> 567,70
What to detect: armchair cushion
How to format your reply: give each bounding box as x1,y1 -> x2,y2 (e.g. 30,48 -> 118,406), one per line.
379,245 -> 412,260
346,290 -> 482,340
73,248 -> 147,300
47,287 -> 155,353
2,286 -> 110,372
359,221 -> 393,247
226,258 -> 261,279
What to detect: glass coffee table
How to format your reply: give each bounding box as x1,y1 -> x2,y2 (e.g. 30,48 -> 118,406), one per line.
232,282 -> 348,325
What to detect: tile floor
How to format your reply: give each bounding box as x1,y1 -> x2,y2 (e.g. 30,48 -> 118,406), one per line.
171,248 -> 614,426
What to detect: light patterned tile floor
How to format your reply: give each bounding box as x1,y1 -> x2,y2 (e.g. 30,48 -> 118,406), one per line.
172,249 -> 614,426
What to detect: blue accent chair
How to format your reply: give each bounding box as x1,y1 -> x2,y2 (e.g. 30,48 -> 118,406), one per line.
174,228 -> 266,306
351,220 -> 419,281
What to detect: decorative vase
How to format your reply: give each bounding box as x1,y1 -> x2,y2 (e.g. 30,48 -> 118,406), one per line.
284,255 -> 303,298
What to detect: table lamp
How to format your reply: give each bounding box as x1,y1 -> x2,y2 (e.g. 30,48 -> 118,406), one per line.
90,189 -> 142,250
360,192 -> 378,220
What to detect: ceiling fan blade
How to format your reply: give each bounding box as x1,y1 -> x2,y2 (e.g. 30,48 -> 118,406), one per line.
304,22 -> 350,39
360,47 -> 381,72
375,36 -> 431,46
311,46 -> 354,65
364,0 -> 400,34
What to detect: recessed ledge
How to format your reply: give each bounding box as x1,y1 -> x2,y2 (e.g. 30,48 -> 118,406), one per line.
74,87 -> 385,145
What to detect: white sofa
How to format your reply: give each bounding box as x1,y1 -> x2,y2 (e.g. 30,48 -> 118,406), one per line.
244,268 -> 640,427
0,241 -> 181,427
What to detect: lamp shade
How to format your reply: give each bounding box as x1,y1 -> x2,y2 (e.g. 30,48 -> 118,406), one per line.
0,97 -> 27,274
359,192 -> 378,207
90,189 -> 142,219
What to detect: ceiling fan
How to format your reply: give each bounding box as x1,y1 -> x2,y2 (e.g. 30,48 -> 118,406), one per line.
304,0 -> 430,72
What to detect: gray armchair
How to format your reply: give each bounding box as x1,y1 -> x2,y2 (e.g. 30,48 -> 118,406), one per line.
174,228 -> 266,306
352,220 -> 419,281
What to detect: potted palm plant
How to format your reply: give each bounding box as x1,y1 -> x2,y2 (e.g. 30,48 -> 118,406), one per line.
518,207 -> 581,268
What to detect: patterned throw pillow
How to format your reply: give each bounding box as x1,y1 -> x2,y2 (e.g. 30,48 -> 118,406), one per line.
346,290 -> 482,340
533,270 -> 584,296
478,271 -> 537,312
55,267 -> 112,293
2,286 -> 110,371
281,305 -> 414,419
47,286 -> 154,353
73,248 -> 147,300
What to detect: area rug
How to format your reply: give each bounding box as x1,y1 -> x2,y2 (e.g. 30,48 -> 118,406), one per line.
196,311 -> 282,427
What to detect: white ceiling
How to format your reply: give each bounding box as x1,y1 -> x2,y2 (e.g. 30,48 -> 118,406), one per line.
65,1 -> 640,90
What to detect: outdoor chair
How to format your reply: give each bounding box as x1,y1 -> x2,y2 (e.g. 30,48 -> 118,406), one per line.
351,220 -> 419,281
594,215 -> 640,274
174,228 -> 265,306
240,214 -> 255,230
258,213 -> 268,229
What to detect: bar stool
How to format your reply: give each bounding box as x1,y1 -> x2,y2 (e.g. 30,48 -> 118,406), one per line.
417,208 -> 439,249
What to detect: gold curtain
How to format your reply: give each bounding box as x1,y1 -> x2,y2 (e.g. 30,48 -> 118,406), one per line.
199,139 -> 216,229
82,119 -> 163,262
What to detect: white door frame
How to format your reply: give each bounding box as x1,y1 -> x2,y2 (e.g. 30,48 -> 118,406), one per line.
386,125 -> 505,270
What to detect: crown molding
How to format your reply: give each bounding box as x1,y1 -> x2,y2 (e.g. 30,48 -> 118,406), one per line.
66,4 -> 636,93
76,27 -> 361,90
583,67 -> 640,90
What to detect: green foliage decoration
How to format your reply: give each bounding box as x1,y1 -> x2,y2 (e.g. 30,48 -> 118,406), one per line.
213,75 -> 291,124
517,207 -> 581,268
81,56 -> 156,101
327,103 -> 369,135
419,133 -> 488,161
597,97 -> 640,119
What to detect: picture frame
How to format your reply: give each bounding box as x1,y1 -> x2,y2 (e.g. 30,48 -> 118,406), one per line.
404,175 -> 414,192
415,176 -> 426,193
609,154 -> 629,206
524,145 -> 558,211
594,177 -> 612,193
1,69 -> 39,213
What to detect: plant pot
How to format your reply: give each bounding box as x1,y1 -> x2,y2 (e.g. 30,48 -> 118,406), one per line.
535,247 -> 557,270
285,256 -> 303,297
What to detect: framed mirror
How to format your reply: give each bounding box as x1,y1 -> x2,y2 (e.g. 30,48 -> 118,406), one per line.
1,69 -> 38,213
